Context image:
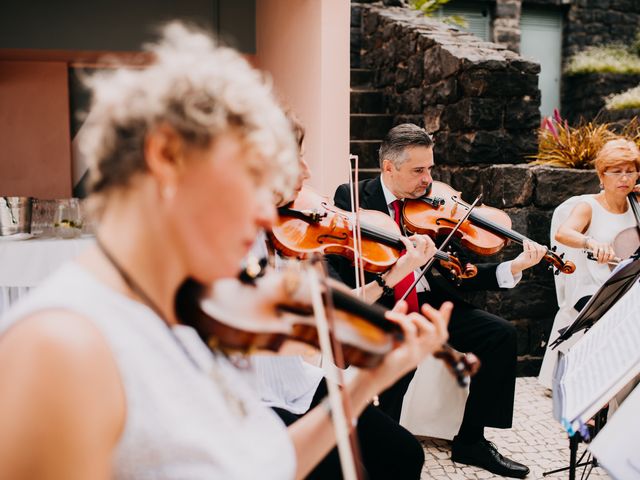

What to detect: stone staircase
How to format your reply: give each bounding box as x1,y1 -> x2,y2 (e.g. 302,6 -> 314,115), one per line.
350,73 -> 391,173
349,4 -> 392,176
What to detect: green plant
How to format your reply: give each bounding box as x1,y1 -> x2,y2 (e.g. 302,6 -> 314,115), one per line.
606,85 -> 640,110
565,45 -> 640,75
529,109 -> 615,169
409,0 -> 468,28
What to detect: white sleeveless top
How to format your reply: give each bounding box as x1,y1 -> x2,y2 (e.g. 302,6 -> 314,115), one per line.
581,195 -> 637,296
0,263 -> 296,480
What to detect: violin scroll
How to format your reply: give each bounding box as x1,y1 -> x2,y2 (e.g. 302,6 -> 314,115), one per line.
546,246 -> 577,276
436,251 -> 478,283
434,345 -> 480,388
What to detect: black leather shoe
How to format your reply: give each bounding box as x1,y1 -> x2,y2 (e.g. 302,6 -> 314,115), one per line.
451,438 -> 530,478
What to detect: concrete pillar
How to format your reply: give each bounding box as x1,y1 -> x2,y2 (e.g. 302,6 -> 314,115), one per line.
492,0 -> 522,53
256,0 -> 350,196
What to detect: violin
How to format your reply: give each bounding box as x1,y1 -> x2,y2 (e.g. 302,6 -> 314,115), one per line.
402,181 -> 576,275
587,191 -> 640,269
175,264 -> 479,386
613,191 -> 640,262
270,186 -> 477,281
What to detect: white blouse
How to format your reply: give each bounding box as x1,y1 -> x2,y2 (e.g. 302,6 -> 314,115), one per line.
0,263 -> 296,480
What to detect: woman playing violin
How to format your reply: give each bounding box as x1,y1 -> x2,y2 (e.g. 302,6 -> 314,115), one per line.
251,114 -> 439,479
0,25 -> 452,480
539,138 -> 640,388
328,123 -> 547,479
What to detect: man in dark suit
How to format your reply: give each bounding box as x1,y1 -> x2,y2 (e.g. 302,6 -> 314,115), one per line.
328,124 -> 546,478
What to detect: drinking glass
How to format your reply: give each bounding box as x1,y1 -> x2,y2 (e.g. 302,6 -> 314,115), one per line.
54,199 -> 83,239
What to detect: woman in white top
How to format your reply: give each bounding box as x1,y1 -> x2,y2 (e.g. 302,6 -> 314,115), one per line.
0,23 -> 450,480
539,138 -> 640,388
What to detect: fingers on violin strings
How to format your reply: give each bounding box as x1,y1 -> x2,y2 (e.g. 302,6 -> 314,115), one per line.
408,312 -> 435,339
398,235 -> 413,251
390,299 -> 408,314
420,301 -> 452,331
408,234 -> 424,251
423,235 -> 436,252
396,313 -> 419,341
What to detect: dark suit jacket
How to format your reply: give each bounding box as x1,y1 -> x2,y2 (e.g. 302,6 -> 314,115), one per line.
327,176 -> 502,309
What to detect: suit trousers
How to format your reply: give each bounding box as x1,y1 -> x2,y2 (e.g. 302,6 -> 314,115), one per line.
378,291 -> 517,430
273,380 -> 425,480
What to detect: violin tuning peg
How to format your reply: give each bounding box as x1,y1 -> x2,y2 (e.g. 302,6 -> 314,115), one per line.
555,269 -> 560,276
560,252 -> 565,259
551,245 -> 557,252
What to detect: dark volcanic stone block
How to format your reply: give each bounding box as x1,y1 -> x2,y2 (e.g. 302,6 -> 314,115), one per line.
481,165 -> 535,207
505,96 -> 541,129
533,166 -> 600,207
423,77 -> 459,106
442,98 -> 504,130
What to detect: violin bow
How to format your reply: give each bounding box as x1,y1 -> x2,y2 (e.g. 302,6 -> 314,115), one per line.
348,154 -> 367,296
307,258 -> 363,480
348,154 -> 382,406
399,194 -> 482,302
629,190 -> 640,228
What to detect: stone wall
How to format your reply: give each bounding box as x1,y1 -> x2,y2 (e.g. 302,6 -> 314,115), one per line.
558,0 -> 640,124
561,0 -> 640,59
602,107 -> 640,131
435,164 -> 599,375
561,73 -> 640,124
359,5 -> 541,167
354,1 -> 640,59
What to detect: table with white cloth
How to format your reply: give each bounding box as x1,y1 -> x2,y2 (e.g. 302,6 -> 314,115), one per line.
0,235 -> 94,316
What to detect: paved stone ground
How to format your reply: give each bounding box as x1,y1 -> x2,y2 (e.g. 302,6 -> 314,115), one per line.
419,377 -> 611,479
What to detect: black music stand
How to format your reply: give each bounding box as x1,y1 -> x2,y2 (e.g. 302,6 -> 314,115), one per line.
544,254 -> 640,480
550,253 -> 640,349
542,253 -> 640,480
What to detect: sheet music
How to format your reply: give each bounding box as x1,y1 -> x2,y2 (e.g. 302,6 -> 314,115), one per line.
555,281 -> 640,426
589,385 -> 640,480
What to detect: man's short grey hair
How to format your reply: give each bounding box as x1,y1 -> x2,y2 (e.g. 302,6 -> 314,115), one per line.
80,22 -> 298,207
378,123 -> 433,169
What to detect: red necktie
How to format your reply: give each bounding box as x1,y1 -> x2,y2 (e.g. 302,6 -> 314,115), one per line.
391,200 -> 420,313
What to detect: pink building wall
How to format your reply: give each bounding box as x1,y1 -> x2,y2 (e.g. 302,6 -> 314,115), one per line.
256,0 -> 350,197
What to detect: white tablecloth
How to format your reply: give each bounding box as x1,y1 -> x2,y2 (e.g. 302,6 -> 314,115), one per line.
0,235 -> 94,315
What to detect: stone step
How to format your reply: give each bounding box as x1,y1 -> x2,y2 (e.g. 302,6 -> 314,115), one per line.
350,68 -> 373,87
350,140 -> 382,169
350,114 -> 394,140
350,89 -> 384,114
